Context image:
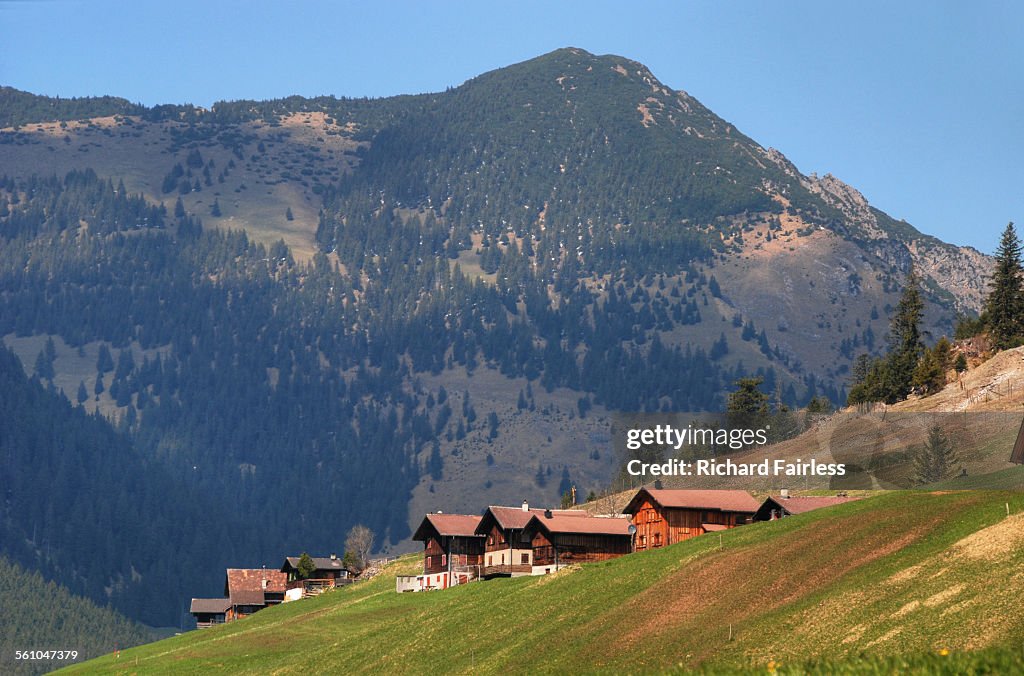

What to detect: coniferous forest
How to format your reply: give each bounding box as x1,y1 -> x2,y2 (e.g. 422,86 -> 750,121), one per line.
0,170 -> 738,626
0,48 -> 992,634
0,555 -> 153,675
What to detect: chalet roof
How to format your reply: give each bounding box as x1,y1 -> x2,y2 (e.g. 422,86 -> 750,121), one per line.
478,505 -> 578,533
229,589 -> 267,607
412,513 -> 484,541
525,513 -> 633,537
190,598 -> 231,614
623,488 -> 760,515
702,523 -> 729,532
281,556 -> 351,573
762,495 -> 860,515
224,568 -> 288,600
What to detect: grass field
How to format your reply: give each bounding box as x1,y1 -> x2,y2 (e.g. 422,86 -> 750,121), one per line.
59,490 -> 1024,674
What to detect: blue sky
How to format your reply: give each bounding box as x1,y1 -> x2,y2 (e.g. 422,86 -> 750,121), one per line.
2,0 -> 1021,253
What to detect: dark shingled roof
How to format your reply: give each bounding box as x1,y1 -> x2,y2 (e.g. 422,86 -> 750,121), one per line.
190,598 -> 230,614
281,556 -> 351,573
228,589 -> 267,607
623,488 -> 761,515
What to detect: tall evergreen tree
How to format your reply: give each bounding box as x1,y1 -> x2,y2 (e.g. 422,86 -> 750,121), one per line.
885,264 -> 925,402
913,425 -> 960,484
985,222 -> 1023,349
726,376 -> 770,415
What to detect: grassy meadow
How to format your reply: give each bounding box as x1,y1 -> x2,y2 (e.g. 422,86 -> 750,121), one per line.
60,490 -> 1024,674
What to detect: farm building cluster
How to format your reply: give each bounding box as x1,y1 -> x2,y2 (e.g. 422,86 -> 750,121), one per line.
190,554 -> 352,628
398,488 -> 857,592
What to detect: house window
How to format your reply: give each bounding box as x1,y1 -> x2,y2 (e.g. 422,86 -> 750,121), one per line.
521,553 -> 529,564
441,554 -> 446,566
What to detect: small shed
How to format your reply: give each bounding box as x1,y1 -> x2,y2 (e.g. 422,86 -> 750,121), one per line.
189,597 -> 230,628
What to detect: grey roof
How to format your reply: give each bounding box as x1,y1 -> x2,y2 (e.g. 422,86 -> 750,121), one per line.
190,598 -> 231,614
282,556 -> 350,572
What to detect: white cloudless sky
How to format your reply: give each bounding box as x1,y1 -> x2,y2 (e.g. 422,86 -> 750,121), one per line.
1,0 -> 1020,253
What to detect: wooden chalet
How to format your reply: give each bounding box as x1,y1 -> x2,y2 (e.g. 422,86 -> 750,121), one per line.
400,513 -> 484,591
189,597 -> 230,628
623,488 -> 759,550
523,511 -> 633,574
753,494 -> 859,521
280,554 -> 352,599
475,502 -> 576,577
1012,415 -> 1024,464
223,568 -> 288,621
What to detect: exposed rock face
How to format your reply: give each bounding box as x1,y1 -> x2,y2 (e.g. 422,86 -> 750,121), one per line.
806,172 -> 990,313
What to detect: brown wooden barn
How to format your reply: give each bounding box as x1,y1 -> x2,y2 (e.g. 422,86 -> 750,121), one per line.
622,488 -> 760,550
405,513 -> 485,590
753,494 -> 859,521
523,511 -> 633,573
223,568 -> 288,621
475,502 -> 576,577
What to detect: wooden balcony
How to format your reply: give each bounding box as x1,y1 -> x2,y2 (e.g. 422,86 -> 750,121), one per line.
482,563 -> 531,577
286,578 -> 348,597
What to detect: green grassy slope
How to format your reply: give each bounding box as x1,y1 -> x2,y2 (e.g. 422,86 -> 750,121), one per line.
62,491 -> 1024,674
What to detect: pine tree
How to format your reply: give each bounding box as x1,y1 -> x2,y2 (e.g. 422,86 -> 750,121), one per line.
913,425 -> 960,484
727,377 -> 769,415
296,552 -> 316,579
985,222 -> 1024,349
427,441 -> 443,480
884,264 -> 925,402
954,352 -> 968,373
912,347 -> 944,395
34,348 -> 54,380
96,344 -> 114,373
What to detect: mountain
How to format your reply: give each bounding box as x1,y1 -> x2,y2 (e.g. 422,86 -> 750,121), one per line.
0,86 -> 146,129
0,49 -> 996,621
0,556 -> 153,676
61,491 -> 1024,674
